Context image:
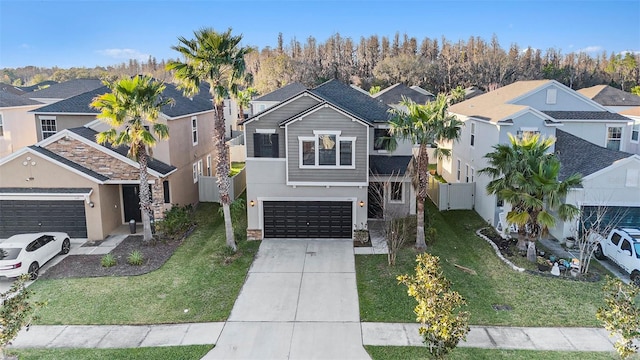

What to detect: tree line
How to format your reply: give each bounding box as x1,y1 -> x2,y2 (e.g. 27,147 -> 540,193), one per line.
2,33 -> 639,96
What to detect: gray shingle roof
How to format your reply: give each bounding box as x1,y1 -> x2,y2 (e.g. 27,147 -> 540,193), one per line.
17,81 -> 58,93
32,82 -> 213,118
68,127 -> 176,176
543,111 -> 629,121
555,129 -> 632,180
0,91 -> 43,107
373,83 -> 434,105
311,80 -> 391,123
579,85 -> 640,106
369,155 -> 413,175
28,145 -> 109,181
253,82 -> 307,101
0,187 -> 93,194
24,79 -> 103,99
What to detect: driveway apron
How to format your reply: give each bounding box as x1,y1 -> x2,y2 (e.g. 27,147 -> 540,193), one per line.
203,239 -> 371,360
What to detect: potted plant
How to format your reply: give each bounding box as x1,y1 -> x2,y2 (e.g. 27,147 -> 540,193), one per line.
565,236 -> 576,249
353,223 -> 369,245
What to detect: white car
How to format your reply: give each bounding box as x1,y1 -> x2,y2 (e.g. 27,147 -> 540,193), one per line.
0,232 -> 70,280
594,227 -> 640,286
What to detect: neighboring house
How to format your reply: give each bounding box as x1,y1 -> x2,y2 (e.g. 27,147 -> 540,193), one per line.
0,83 -> 26,95
372,83 -> 435,109
242,80 -> 415,240
250,82 -> 307,115
441,79 -> 640,240
22,78 -> 103,104
0,91 -> 44,157
410,85 -> 436,98
0,83 -> 217,240
578,85 -> 640,155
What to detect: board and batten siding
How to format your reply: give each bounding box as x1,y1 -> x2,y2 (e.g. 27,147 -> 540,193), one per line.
286,107 -> 368,183
245,95 -> 320,158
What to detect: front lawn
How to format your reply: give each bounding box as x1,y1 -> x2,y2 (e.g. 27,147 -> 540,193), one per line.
9,345 -> 213,360
365,346 -> 618,360
30,202 -> 259,325
356,201 -> 606,327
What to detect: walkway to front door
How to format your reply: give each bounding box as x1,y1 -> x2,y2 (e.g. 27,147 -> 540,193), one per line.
202,239 -> 371,359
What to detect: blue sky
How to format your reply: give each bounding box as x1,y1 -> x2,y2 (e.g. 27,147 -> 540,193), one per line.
1,0 -> 639,69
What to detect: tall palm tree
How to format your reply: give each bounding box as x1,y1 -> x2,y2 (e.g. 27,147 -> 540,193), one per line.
480,133 -> 582,261
387,94 -> 463,250
166,27 -> 252,251
91,75 -> 173,242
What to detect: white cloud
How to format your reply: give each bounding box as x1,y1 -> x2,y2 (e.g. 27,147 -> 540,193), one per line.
20,43 -> 30,49
96,48 -> 149,61
576,46 -> 603,53
620,50 -> 640,56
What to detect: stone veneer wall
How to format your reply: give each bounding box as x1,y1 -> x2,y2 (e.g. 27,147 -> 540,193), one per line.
246,229 -> 262,241
45,137 -> 167,220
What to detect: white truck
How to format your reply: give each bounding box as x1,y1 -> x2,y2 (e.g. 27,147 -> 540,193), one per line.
593,227 -> 640,286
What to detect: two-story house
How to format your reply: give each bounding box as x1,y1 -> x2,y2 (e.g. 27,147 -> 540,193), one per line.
0,82 -> 216,240
242,80 -> 415,240
0,91 -> 44,157
440,80 -> 640,240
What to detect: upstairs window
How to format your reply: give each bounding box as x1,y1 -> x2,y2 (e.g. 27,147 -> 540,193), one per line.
606,126 -> 622,151
254,132 -> 279,158
41,117 -> 57,139
374,128 -> 391,151
191,116 -> 198,145
299,131 -> 355,168
631,122 -> 639,143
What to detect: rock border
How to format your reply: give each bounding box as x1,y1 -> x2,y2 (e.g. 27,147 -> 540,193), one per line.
476,228 -> 525,272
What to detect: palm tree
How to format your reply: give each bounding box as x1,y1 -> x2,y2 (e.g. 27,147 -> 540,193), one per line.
387,93 -> 463,250
91,75 -> 173,242
480,133 -> 582,261
166,27 -> 252,251
235,87 -> 257,126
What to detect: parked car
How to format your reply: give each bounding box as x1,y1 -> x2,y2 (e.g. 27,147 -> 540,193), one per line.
0,232 -> 70,280
593,227 -> 640,286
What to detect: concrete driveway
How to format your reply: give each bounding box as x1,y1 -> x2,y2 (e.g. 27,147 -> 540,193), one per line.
203,239 -> 371,360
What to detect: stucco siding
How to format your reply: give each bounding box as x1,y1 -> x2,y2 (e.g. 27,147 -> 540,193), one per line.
35,114 -> 96,141
167,112 -> 215,169
97,184 -> 122,239
286,107 -> 368,183
513,84 -> 602,112
0,105 -> 41,157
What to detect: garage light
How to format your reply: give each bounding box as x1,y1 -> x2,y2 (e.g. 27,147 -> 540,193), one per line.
359,201 -> 365,207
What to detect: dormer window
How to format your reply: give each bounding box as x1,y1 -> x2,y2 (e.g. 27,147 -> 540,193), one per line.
299,131 -> 355,168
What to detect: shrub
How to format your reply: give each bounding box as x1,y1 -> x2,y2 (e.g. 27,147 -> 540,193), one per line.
127,250 -> 144,266
398,253 -> 470,359
156,205 -> 195,239
101,254 -> 116,268
596,277 -> 640,359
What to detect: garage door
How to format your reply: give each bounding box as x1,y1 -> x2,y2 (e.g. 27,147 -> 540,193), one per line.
0,200 -> 87,238
263,201 -> 352,238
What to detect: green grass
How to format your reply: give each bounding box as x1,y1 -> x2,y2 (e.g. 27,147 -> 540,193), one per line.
356,201 -> 608,327
365,346 -> 625,360
229,162 -> 245,177
30,202 -> 259,325
9,345 -> 213,360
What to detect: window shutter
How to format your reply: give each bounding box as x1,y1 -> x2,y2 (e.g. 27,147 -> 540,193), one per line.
253,133 -> 262,157
271,134 -> 279,157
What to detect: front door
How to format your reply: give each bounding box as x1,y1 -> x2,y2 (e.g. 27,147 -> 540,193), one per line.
368,182 -> 384,218
122,185 -> 142,223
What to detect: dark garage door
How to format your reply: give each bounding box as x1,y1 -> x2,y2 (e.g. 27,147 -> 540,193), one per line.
263,201 -> 352,238
0,200 -> 87,238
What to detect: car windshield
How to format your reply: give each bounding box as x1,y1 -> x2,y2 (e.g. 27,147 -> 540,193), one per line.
0,248 -> 22,260
634,243 -> 640,259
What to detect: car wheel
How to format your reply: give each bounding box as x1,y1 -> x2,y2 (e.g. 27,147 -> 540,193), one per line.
631,271 -> 640,287
594,244 -> 606,260
60,238 -> 71,255
28,262 -> 40,280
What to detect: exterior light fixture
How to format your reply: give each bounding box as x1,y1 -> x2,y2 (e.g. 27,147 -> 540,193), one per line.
359,200 -> 365,207
250,200 -> 255,207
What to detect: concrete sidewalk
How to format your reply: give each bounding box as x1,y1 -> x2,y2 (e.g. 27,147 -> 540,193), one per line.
10,322 -> 618,353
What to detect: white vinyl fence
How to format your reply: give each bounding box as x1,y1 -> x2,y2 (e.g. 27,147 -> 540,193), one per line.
199,168 -> 246,203
427,175 -> 475,211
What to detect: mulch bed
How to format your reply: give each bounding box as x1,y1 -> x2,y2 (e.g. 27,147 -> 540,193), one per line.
41,235 -> 182,279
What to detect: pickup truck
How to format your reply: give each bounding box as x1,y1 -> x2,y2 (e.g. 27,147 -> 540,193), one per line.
593,227 -> 640,286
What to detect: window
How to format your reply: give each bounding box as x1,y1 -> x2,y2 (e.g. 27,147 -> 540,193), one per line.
517,127 -> 540,139
631,122 -> 639,143
611,232 -> 622,246
470,167 -> 475,183
390,182 -> 403,202
470,122 -> 475,147
621,239 -> 632,254
163,180 -> 170,203
197,160 -> 203,176
40,117 -> 57,139
191,116 -> 198,145
206,155 -> 212,176
546,89 -> 557,104
456,159 -> 461,181
374,128 -> 391,151
465,164 -> 470,183
0,113 -> 3,137
606,126 -> 622,151
192,163 -> 198,183
258,104 -> 266,112
253,133 -> 279,157
299,131 -> 355,168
